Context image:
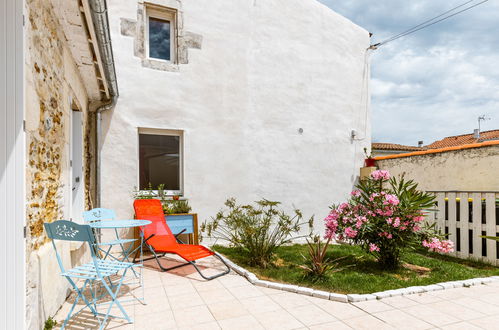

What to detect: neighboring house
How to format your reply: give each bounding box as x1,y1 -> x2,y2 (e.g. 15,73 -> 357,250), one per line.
426,129 -> 499,149
100,0 -> 371,235
371,142 -> 425,157
375,141 -> 499,192
2,0 -> 117,328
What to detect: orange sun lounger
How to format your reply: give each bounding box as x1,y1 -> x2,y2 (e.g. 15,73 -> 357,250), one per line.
133,199 -> 230,280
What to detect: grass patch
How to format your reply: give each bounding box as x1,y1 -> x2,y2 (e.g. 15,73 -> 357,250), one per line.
214,243 -> 499,294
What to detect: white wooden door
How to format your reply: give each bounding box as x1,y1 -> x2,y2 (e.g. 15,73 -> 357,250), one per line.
0,0 -> 25,328
71,110 -> 84,223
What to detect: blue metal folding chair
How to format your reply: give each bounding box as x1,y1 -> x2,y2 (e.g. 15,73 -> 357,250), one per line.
83,208 -> 137,262
44,220 -> 139,329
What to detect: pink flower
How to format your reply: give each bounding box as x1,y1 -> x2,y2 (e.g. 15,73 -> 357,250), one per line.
393,217 -> 400,228
344,227 -> 358,238
413,225 -> 421,232
369,243 -> 380,252
423,238 -> 455,253
386,218 -> 393,225
383,194 -> 400,206
350,190 -> 361,197
371,170 -> 390,181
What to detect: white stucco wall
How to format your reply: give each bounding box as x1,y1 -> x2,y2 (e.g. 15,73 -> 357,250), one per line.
101,0 -> 371,235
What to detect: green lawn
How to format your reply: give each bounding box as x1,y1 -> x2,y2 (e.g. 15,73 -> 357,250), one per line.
213,243 -> 499,294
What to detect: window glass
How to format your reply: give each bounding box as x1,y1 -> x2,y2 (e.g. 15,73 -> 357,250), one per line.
139,134 -> 180,190
149,17 -> 171,61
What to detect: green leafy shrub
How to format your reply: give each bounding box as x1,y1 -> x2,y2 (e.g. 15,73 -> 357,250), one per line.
202,198 -> 313,268
44,317 -> 57,330
163,199 -> 192,214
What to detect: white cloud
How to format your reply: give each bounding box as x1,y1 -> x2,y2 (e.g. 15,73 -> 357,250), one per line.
319,0 -> 499,145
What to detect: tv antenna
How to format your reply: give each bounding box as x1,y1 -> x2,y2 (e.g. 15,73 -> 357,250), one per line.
478,114 -> 490,132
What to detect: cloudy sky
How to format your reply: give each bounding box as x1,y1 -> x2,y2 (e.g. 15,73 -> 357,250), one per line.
319,0 -> 499,146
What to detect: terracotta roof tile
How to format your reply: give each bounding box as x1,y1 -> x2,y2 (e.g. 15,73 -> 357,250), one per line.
426,129 -> 499,149
372,142 -> 425,151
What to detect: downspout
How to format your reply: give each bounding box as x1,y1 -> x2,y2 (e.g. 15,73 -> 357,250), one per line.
88,0 -> 119,207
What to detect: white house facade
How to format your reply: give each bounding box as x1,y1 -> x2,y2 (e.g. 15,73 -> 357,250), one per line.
101,0 -> 371,234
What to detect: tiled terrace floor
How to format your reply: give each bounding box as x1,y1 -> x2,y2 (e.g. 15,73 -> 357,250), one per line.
54,256 -> 499,329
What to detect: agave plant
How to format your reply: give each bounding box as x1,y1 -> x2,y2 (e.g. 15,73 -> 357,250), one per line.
300,235 -> 347,280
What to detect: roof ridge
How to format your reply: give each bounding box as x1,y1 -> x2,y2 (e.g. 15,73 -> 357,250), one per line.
432,128 -> 499,141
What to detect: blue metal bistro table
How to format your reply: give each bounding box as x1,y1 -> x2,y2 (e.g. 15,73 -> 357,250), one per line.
90,219 -> 151,302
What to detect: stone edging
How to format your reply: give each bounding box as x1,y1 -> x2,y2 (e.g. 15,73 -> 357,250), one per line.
218,254 -> 499,303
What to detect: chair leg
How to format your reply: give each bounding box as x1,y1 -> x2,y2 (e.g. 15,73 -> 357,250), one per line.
190,253 -> 231,280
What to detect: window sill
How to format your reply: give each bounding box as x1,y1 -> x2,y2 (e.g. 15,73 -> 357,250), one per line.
141,58 -> 179,72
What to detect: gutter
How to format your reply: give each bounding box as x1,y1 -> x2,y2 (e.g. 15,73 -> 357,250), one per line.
88,0 -> 119,207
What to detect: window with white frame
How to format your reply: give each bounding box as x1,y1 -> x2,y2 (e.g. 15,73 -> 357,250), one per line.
146,6 -> 176,62
138,129 -> 183,193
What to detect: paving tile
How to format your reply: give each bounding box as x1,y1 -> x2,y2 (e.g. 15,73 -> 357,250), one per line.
427,300 -> 486,321
291,304 -> 337,326
308,320 -> 353,330
452,296 -> 499,315
172,305 -> 216,327
381,295 -> 420,309
135,295 -> 170,314
163,281 -> 197,297
226,284 -> 265,300
440,322 -> 483,330
198,287 -> 236,304
312,300 -> 367,320
168,291 -> 206,310
217,274 -> 251,288
191,278 -> 225,292
475,292 -> 499,306
405,292 -> 444,304
177,320 -> 221,330
342,315 -> 394,330
468,315 -> 499,329
269,292 -> 311,309
217,314 -> 264,330
374,309 -> 433,330
256,286 -> 283,296
252,309 -> 304,330
403,304 -> 459,327
352,300 -> 394,314
239,295 -> 282,314
133,309 -> 176,330
207,299 -> 249,321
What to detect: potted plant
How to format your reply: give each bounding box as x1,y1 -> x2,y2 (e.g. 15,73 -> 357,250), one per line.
162,196 -> 199,244
364,147 -> 376,167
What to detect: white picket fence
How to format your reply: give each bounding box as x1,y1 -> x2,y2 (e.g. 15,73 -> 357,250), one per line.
429,191 -> 499,265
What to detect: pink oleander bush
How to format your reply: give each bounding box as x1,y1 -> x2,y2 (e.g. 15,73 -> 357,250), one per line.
325,170 -> 454,269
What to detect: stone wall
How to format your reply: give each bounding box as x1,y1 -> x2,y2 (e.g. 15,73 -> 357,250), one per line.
376,144 -> 499,191
24,0 -> 95,328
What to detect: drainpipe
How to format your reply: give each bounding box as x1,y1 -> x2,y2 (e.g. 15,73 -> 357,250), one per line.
88,0 -> 119,207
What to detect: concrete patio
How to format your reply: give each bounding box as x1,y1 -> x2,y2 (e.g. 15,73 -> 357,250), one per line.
54,256 -> 499,329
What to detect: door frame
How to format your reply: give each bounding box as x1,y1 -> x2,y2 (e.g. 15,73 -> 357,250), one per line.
1,0 -> 25,328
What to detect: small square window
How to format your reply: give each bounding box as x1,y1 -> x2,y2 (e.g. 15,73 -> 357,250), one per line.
139,130 -> 183,193
146,7 -> 176,62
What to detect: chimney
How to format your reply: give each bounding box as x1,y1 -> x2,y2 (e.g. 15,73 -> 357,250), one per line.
418,140 -> 423,147
473,129 -> 480,139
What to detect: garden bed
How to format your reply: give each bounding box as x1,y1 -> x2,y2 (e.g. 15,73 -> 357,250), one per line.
214,243 -> 499,294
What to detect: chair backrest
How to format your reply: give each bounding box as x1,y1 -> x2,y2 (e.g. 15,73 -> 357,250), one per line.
45,220 -> 96,243
44,220 -> 97,273
83,208 -> 116,223
133,199 -> 177,246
